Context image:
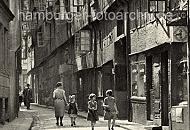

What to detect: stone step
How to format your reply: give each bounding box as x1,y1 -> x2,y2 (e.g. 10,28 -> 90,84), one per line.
146,120 -> 154,126
144,125 -> 161,130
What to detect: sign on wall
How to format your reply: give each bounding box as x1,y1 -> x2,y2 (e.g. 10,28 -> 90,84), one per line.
166,11 -> 187,26
172,26 -> 188,42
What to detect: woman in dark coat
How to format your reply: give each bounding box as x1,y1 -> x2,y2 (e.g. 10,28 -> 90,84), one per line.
53,82 -> 68,126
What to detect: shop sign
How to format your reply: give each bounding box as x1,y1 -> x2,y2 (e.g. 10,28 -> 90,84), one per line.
172,26 -> 188,42
166,11 -> 187,26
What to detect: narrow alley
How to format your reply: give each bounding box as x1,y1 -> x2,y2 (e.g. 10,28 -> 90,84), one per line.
0,0 -> 190,130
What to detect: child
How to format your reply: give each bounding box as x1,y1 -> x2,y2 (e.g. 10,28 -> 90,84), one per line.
103,90 -> 118,130
87,93 -> 99,130
68,95 -> 78,126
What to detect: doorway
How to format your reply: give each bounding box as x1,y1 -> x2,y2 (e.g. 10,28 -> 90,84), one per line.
146,51 -> 169,126
161,51 -> 169,126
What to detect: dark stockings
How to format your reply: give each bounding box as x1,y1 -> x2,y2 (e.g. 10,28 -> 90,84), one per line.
60,116 -> 63,126
56,117 -> 63,126
56,117 -> 59,125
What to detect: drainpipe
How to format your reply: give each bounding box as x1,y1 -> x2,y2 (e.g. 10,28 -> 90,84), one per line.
187,0 -> 190,129
88,0 -> 98,94
92,24 -> 97,94
126,0 -> 132,122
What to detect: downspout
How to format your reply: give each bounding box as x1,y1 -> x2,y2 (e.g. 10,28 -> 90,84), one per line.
126,0 -> 132,122
187,0 -> 190,129
88,0 -> 98,94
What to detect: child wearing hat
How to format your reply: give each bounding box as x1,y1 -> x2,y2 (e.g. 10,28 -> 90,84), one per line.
68,95 -> 78,126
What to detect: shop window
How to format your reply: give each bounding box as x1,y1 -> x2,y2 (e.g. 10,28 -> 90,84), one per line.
131,61 -> 146,97
177,58 -> 187,102
175,44 -> 188,105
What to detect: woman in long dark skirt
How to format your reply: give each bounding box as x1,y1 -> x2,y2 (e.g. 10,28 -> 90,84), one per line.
53,82 -> 68,126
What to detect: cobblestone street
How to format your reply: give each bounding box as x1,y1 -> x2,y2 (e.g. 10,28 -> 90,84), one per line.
0,103 -> 149,130
30,104 -> 126,130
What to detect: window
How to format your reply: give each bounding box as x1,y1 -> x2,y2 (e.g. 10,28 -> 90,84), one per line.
34,0 -> 39,8
54,0 -> 61,18
37,25 -> 46,47
174,44 -> 188,105
37,32 -> 44,46
22,37 -> 27,59
37,32 -> 44,47
130,0 -> 147,29
80,30 -> 90,51
38,0 -> 46,11
131,56 -> 146,97
73,0 -> 84,6
148,0 -> 166,13
117,10 -> 125,37
75,30 -> 91,55
130,0 -> 158,30
70,0 -> 78,13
